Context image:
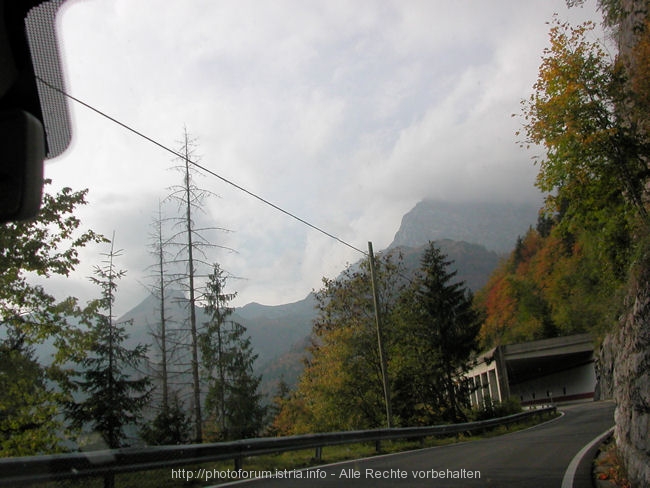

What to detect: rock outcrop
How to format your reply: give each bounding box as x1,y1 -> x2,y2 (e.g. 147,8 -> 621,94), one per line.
598,257 -> 650,488
610,265 -> 650,487
600,2 -> 650,486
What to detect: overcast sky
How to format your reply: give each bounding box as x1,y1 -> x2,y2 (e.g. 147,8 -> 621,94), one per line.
42,0 -> 605,314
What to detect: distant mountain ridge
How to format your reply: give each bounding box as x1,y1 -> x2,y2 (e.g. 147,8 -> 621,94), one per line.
115,199 -> 537,400
390,199 -> 539,253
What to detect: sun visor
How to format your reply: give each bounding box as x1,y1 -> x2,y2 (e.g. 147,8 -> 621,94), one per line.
0,0 -> 70,220
25,0 -> 71,159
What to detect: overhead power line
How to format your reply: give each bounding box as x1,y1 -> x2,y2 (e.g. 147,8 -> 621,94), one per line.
36,76 -> 367,256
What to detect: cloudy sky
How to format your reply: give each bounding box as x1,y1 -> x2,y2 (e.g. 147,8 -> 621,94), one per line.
42,0 -> 605,314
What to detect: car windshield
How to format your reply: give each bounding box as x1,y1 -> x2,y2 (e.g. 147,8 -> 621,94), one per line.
1,1 -> 645,487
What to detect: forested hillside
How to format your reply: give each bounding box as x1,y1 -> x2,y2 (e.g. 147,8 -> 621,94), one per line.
474,4 -> 647,350
475,215 -> 630,348
476,2 -> 650,485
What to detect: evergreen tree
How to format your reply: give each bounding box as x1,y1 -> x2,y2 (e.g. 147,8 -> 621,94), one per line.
66,236 -> 151,449
139,393 -> 191,445
395,242 -> 481,423
200,264 -> 265,440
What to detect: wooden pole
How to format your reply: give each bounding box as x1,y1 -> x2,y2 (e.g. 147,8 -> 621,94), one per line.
368,241 -> 392,428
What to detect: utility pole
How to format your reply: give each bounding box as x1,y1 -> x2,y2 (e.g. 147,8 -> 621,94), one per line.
368,241 -> 392,428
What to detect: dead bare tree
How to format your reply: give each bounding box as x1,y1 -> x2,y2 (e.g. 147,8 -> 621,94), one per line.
164,128 -> 233,442
138,201 -> 194,445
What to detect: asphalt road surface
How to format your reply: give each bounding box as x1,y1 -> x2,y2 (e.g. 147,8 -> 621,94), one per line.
216,401 -> 615,488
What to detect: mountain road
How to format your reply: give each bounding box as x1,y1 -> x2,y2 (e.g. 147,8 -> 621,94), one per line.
214,401 -> 615,488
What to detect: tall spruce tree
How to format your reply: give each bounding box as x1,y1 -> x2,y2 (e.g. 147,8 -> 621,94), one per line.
200,264 -> 265,440
140,392 -> 191,446
66,235 -> 151,448
395,242 -> 481,424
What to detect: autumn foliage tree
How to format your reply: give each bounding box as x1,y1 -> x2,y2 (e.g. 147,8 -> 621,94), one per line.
520,17 -> 644,298
526,19 -> 642,265
520,17 -> 648,223
476,222 -> 625,348
0,181 -> 104,355
274,245 -> 483,432
0,181 -> 104,456
274,252 -> 406,434
478,16 -> 650,349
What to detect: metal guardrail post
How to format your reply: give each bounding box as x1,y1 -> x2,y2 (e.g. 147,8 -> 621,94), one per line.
104,472 -> 115,488
314,446 -> 322,461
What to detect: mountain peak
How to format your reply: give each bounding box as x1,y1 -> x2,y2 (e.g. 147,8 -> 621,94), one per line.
389,199 -> 538,253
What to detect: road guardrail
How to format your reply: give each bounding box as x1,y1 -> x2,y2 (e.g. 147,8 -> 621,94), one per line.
0,406 -> 556,487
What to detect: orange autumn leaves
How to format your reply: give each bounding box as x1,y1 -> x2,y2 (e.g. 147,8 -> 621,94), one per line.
476,222 -> 626,349
481,16 -> 648,349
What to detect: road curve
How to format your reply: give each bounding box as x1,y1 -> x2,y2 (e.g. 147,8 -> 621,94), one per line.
218,401 -> 615,488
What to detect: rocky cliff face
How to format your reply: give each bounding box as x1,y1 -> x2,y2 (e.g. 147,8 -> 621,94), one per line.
601,2 -> 650,486
602,264 -> 650,487
389,199 -> 539,253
